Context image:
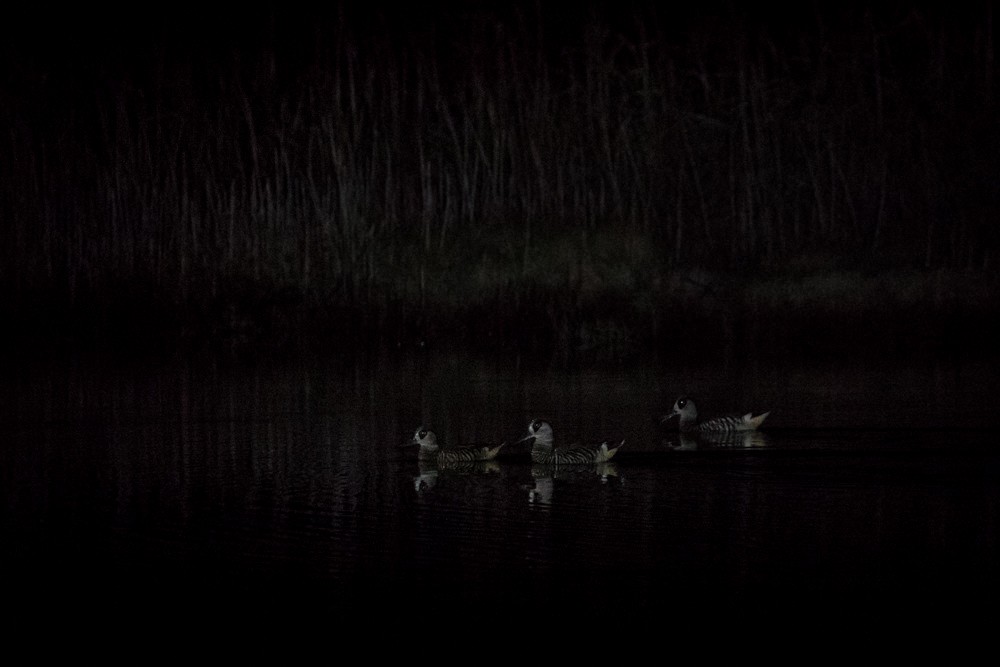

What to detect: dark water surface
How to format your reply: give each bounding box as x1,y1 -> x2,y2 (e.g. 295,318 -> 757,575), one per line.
2,352 -> 998,648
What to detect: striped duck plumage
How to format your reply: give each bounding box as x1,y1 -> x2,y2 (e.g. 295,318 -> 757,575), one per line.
661,396 -> 770,433
518,419 -> 624,465
409,427 -> 506,465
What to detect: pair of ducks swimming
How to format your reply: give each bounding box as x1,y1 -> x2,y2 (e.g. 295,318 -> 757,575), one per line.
408,396 -> 771,465
409,420 -> 622,466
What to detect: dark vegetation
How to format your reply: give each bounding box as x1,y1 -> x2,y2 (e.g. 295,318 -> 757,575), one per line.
2,2 -> 998,363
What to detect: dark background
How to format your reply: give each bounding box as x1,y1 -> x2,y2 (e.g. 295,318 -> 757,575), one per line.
3,1 -> 997,364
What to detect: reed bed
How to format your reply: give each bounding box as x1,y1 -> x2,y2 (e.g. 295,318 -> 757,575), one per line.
1,3 -> 997,361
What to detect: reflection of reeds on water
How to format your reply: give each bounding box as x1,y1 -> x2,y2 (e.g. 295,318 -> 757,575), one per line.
665,431 -> 772,451
412,459 -> 501,494
527,462 -> 620,504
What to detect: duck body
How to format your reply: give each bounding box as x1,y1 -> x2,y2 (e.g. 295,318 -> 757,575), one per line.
410,427 -> 505,464
520,419 -> 624,465
663,396 -> 770,433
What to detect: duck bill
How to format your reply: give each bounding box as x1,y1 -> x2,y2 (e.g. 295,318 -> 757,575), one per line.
514,433 -> 535,445
659,413 -> 678,424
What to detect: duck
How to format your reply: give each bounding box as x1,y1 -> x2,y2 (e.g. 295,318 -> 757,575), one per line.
406,427 -> 506,465
516,419 -> 624,465
661,396 -> 770,433
667,430 -> 772,450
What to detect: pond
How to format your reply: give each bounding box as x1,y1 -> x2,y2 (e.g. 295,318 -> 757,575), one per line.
2,351 -> 998,647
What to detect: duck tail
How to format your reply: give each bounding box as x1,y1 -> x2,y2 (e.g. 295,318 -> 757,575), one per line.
598,439 -> 625,462
748,412 -> 771,430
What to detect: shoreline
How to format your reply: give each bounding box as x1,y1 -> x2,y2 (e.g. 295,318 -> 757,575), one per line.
6,264 -> 997,366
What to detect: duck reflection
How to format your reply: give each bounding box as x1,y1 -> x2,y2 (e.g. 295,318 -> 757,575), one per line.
664,430 -> 772,451
526,461 -> 620,504
412,459 -> 501,494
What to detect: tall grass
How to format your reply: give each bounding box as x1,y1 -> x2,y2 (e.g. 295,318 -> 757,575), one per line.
1,3 -> 997,358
